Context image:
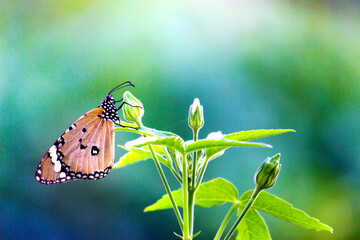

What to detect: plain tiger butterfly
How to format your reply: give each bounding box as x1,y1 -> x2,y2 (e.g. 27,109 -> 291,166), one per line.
35,81 -> 136,185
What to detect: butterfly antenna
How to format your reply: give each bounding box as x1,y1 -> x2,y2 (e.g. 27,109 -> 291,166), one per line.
108,81 -> 135,95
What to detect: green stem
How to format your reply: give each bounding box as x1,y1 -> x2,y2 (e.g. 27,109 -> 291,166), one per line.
223,187 -> 263,240
171,149 -> 182,179
182,153 -> 190,240
195,156 -> 210,190
170,167 -> 183,183
148,144 -> 183,230
189,129 -> 199,236
188,188 -> 195,237
213,202 -> 238,240
191,129 -> 199,189
163,146 -> 182,183
174,155 -> 182,178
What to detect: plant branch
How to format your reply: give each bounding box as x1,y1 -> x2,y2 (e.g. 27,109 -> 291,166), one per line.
170,167 -> 183,184
223,187 -> 262,240
182,153 -> 190,240
173,150 -> 182,179
213,202 -> 238,240
148,144 -> 183,230
188,188 -> 195,237
189,129 -> 199,236
191,129 -> 199,189
195,156 -> 210,190
163,146 -> 182,183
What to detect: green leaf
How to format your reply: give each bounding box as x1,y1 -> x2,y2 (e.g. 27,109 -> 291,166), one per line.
239,190 -> 333,233
205,147 -> 226,162
115,125 -> 179,138
185,139 -> 272,154
236,209 -> 271,240
225,129 -> 295,142
125,136 -> 185,154
113,145 -> 167,169
144,178 -> 238,212
204,129 -> 294,162
195,178 -> 239,207
145,188 -> 183,212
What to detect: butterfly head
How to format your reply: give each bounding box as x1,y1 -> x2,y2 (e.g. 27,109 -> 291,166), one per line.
99,82 -> 136,123
105,94 -> 115,103
100,95 -> 120,123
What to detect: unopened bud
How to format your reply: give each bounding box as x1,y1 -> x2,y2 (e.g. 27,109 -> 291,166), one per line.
188,98 -> 204,131
122,91 -> 144,127
254,153 -> 281,189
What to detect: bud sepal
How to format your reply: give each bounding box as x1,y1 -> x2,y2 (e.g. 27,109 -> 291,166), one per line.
254,153 -> 281,190
188,98 -> 204,132
122,91 -> 144,128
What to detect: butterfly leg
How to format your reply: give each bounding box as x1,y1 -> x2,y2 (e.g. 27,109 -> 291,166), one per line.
115,100 -> 142,130
114,98 -> 123,103
116,101 -> 143,111
115,121 -> 139,130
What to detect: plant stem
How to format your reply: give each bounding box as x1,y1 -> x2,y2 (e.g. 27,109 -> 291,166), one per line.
182,153 -> 190,240
163,146 -> 182,183
174,155 -> 182,178
223,187 -> 262,240
213,202 -> 238,240
191,129 -> 199,189
148,144 -> 183,231
188,129 -> 199,236
170,167 -> 183,183
188,188 -> 195,237
195,157 -> 210,190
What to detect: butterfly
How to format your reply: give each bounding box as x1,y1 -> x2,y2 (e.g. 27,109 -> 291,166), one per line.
35,81 -> 135,185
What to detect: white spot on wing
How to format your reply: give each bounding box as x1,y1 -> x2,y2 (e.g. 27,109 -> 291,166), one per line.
65,124 -> 76,133
49,145 -> 58,164
59,172 -> 66,178
54,161 -> 61,172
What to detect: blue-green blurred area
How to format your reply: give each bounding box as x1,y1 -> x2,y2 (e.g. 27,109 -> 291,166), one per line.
1,0 -> 359,239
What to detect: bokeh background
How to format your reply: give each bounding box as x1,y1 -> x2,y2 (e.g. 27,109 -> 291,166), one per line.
1,0 -> 359,239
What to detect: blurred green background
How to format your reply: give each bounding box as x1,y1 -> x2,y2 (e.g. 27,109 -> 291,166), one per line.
1,0 -> 359,239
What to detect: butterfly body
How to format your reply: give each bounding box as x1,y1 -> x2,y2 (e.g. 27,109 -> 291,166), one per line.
36,82 -> 135,185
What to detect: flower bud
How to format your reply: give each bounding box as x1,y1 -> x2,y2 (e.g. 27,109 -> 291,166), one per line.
254,153 -> 281,189
188,98 -> 204,131
122,91 -> 144,127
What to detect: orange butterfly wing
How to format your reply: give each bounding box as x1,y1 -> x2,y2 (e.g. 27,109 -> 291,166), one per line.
35,108 -> 115,184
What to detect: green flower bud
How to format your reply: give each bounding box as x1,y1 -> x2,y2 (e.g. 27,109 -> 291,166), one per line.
254,153 -> 281,190
122,91 -> 144,128
188,98 -> 204,131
